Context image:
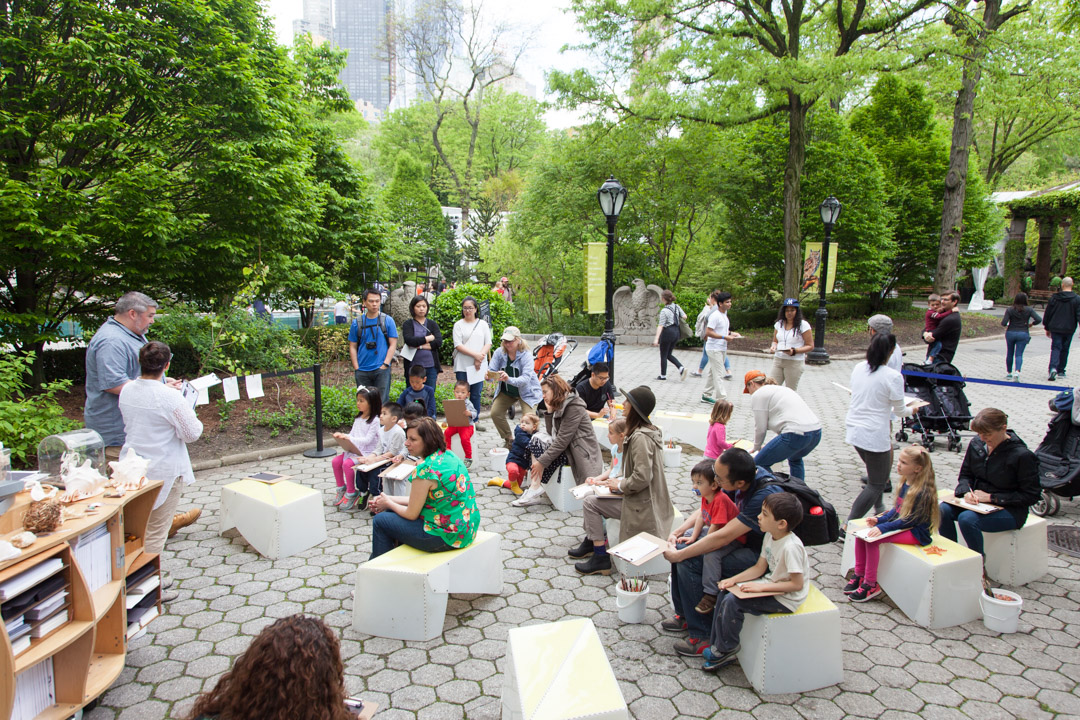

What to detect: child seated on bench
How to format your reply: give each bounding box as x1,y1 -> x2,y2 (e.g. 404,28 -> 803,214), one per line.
846,445 -> 939,602
702,493 -> 807,672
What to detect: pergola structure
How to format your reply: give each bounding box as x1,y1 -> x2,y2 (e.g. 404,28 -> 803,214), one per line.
1002,181 -> 1080,297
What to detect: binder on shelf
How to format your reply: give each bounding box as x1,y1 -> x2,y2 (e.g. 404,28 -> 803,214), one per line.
12,657 -> 55,720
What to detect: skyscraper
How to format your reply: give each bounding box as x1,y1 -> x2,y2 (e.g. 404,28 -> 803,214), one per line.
292,0 -> 333,45
335,0 -> 395,112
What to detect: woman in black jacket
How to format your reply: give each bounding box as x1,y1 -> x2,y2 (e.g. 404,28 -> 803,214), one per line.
401,295 -> 442,389
939,408 -> 1040,557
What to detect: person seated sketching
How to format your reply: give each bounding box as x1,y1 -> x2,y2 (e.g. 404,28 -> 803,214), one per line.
575,362 -> 616,419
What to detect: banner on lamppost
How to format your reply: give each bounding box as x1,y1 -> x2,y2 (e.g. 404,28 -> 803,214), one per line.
802,242 -> 838,294
584,243 -> 607,314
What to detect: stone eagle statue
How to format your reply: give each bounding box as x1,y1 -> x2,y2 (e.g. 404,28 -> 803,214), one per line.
388,281 -> 434,330
612,279 -> 665,334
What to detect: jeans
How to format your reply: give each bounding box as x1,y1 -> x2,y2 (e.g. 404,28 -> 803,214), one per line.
671,545 -> 757,640
371,511 -> 454,559
1049,332 -> 1074,374
755,429 -> 822,481
355,367 -> 391,404
658,325 -> 682,376
455,371 -> 484,422
938,503 -> 1019,556
925,340 -> 942,362
709,591 -> 790,653
355,468 -> 382,497
847,446 -> 893,521
1004,331 -> 1030,374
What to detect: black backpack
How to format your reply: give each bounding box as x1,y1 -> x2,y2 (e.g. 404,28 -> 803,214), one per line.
763,471 -> 840,546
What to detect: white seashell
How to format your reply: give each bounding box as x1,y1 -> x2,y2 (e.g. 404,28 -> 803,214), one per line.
10,531 -> 36,549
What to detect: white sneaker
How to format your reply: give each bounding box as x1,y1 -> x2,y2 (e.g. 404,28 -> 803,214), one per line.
1013,372 -> 1020,382
690,370 -> 703,377
1005,372 -> 1013,380
511,484 -> 547,507
679,367 -> 689,381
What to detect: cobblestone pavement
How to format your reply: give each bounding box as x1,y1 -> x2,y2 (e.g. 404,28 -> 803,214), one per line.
87,331 -> 1080,720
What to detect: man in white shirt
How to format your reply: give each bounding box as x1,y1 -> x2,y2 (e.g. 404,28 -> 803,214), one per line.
868,314 -> 904,372
334,298 -> 350,325
703,292 -> 741,404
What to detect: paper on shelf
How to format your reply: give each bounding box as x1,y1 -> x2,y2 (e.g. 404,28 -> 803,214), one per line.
222,376 -> 240,402
245,374 -> 264,399
0,558 -> 65,601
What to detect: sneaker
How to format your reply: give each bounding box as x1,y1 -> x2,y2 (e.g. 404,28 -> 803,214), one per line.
701,395 -> 715,404
1060,371 -> 1067,379
568,538 -> 595,559
679,366 -> 689,381
1005,372 -> 1013,380
574,553 -> 612,575
656,375 -> 667,380
1050,369 -> 1058,381
694,594 -> 717,614
464,458 -> 473,469
1013,372 -> 1021,382
511,485 -> 546,507
333,487 -> 347,505
661,615 -> 688,633
673,637 -> 707,656
340,491 -> 360,511
690,370 -> 703,377
354,493 -> 369,511
723,373 -> 733,380
701,645 -> 740,671
843,574 -> 863,594
849,581 -> 882,602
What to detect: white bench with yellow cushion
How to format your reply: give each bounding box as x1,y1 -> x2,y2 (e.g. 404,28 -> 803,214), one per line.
653,410 -> 710,452
501,617 -> 627,720
352,530 -> 502,641
548,466 -> 583,513
737,583 -> 843,695
219,479 -> 326,559
605,505 -> 684,576
840,518 -> 982,628
936,489 -> 1048,586
593,418 -> 612,450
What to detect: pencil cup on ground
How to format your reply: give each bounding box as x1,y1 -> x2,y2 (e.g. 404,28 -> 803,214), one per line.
615,580 -> 649,623
980,588 -> 1022,633
488,447 -> 508,473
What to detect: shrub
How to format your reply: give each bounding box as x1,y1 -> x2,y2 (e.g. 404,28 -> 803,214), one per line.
319,378 -> 462,430
0,353 -> 80,468
296,324 -> 351,366
983,276 -> 1005,302
431,284 -> 517,366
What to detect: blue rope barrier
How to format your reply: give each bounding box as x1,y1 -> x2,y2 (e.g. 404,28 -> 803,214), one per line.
901,369 -> 1063,392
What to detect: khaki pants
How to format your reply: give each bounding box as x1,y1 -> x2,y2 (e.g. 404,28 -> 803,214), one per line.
143,478 -> 184,556
490,393 -> 535,448
769,357 -> 805,390
583,494 -> 623,543
704,349 -> 728,400
105,446 -> 122,461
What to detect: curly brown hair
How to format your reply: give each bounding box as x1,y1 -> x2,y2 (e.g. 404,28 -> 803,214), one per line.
186,615 -> 354,720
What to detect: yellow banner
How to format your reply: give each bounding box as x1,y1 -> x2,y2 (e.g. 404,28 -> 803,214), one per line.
584,243 -> 607,314
802,242 -> 838,294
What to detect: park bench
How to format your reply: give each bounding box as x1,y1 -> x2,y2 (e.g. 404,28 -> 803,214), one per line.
1029,289 -> 1053,307
219,479 -> 327,560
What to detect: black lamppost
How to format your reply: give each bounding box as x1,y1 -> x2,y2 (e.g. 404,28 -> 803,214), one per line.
807,196 -> 843,366
597,176 -> 628,386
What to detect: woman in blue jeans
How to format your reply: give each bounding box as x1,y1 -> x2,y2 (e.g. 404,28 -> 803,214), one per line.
744,370 -> 822,480
1001,292 -> 1041,381
939,408 -> 1039,586
369,417 -> 480,558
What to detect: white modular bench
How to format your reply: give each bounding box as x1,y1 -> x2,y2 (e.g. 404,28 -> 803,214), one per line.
653,410 -> 710,453
352,530 -> 502,641
593,418 -> 612,450
605,506 -> 684,576
219,479 -> 326,559
841,519 -> 982,628
737,584 -> 843,694
548,466 -> 583,513
501,617 -> 627,720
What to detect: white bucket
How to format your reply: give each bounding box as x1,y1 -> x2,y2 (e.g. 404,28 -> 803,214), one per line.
663,446 -> 682,468
615,585 -> 649,623
488,447 -> 509,473
980,588 -> 1022,633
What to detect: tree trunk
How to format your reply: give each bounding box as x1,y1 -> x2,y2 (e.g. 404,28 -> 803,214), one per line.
1004,215 -> 1027,299
1034,216 -> 1056,290
783,92 -> 809,298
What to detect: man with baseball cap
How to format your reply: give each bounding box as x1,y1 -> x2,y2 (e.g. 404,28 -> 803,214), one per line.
867,314 -> 903,372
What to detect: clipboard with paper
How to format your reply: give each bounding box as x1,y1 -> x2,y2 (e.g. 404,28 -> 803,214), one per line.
443,399 -> 472,428
608,532 -> 668,566
380,461 -> 417,481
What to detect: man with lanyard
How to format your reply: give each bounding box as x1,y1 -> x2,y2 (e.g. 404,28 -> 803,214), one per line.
662,448 -> 783,656
575,362 -> 615,419
349,288 -> 398,403
84,292 -> 201,538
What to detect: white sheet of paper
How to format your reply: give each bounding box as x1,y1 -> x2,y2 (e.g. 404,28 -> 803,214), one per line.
399,343 -> 417,361
189,373 -> 222,391
222,376 -> 240,402
465,360 -> 489,386
610,535 -> 659,563
196,388 -> 210,406
245,374 -> 264,399
182,381 -> 199,408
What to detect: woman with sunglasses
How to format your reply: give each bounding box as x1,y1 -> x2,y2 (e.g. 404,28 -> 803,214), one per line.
452,296 -> 491,426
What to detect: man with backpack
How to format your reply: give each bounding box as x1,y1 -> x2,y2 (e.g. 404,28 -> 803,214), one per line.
349,288 -> 398,403
1044,277 -> 1080,381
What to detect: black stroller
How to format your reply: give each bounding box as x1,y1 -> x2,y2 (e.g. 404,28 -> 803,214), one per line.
1032,402 -> 1080,517
896,361 -> 972,452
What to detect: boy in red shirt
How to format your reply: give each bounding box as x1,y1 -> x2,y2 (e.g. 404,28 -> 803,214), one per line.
667,460 -> 742,615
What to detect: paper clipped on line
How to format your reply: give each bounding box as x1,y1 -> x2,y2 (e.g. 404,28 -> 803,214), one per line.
222,376 -> 240,402
188,373 -> 222,391
245,374 -> 264,399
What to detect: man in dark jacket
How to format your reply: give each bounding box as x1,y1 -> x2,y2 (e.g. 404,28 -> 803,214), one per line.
924,291 -> 962,364
1043,277 -> 1080,381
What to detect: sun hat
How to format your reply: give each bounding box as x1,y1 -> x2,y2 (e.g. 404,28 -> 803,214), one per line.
500,326 -> 523,342
743,370 -> 767,393
623,386 -> 656,422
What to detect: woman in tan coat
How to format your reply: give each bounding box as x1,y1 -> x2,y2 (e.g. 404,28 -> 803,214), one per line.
569,386 -> 675,575
528,375 -> 604,489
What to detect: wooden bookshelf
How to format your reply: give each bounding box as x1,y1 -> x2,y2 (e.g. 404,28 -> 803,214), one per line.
0,480 -> 163,720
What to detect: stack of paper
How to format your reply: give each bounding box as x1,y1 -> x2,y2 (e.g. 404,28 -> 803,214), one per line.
0,558 -> 64,602
12,657 -> 55,720
72,523 -> 113,592
29,609 -> 68,638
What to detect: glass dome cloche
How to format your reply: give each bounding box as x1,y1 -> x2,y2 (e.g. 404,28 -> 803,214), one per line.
37,428 -> 106,487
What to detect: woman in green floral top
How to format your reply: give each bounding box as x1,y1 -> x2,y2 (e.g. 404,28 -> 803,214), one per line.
369,416 -> 480,558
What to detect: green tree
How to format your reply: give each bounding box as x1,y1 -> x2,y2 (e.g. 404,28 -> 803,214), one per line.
381,153 -> 448,277
0,0 -> 316,375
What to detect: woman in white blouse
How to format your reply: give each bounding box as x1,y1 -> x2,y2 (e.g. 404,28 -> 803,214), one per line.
119,341 -> 203,599
844,333 -> 910,529
452,296 -> 492,427
767,298 -> 813,390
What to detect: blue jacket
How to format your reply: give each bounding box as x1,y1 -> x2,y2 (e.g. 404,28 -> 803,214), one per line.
875,483 -> 933,546
489,347 -> 542,407
398,384 -> 436,418
507,426 -> 534,469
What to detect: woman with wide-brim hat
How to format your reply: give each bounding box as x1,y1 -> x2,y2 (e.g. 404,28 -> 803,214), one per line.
568,386 -> 674,575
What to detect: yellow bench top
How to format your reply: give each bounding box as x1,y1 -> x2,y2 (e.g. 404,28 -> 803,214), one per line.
362,530 -> 498,574
222,479 -> 317,506
849,516 -> 978,565
764,583 -> 834,618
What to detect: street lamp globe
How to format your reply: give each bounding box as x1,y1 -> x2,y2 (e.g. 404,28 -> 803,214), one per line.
597,176 -> 627,220
819,195 -> 842,229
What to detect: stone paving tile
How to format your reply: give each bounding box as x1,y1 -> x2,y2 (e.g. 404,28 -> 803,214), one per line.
83,336 -> 1080,719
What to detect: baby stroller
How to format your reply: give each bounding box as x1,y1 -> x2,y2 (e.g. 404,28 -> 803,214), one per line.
569,336 -> 615,389
532,333 -> 578,381
1032,390 -> 1080,517
896,361 -> 972,452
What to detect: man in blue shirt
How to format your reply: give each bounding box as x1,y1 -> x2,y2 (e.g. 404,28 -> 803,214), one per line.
662,448 -> 783,656
349,288 -> 398,403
